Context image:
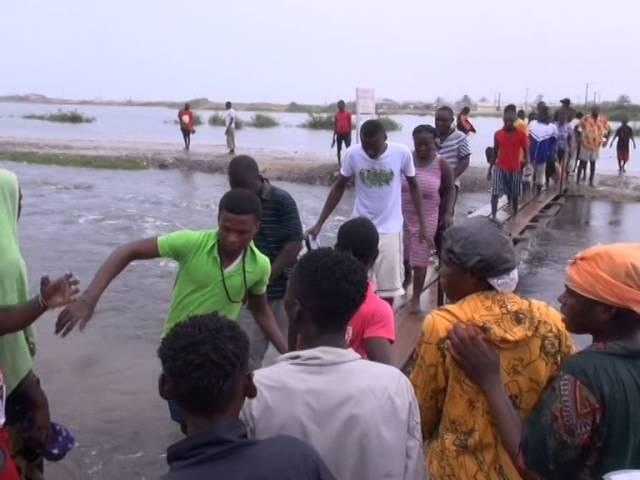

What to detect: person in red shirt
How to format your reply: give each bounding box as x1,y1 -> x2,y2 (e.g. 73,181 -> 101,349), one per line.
335,217 -> 395,364
488,104 -> 529,219
332,100 -> 352,166
177,103 -> 195,151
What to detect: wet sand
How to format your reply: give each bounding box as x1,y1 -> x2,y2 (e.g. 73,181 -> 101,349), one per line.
3,136 -> 640,200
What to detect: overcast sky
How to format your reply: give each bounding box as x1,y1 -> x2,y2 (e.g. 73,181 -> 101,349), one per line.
1,0 -> 635,105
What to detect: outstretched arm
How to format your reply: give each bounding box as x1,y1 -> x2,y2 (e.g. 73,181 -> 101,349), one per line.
0,273 -> 79,335
307,175 -> 350,238
56,238 -> 160,336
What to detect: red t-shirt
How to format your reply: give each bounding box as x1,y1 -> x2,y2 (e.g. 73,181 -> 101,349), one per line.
335,111 -> 352,135
178,109 -> 194,130
495,128 -> 528,171
345,282 -> 395,358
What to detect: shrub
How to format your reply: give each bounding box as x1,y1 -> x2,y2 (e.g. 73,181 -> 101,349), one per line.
23,110 -> 95,123
248,113 -> 279,128
377,116 -> 402,131
208,113 -> 243,129
301,113 -> 337,130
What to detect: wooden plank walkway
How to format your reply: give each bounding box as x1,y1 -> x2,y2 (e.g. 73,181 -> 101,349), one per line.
392,189 -> 565,370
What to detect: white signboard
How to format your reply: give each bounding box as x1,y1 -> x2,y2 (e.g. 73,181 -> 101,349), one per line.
356,87 -> 375,143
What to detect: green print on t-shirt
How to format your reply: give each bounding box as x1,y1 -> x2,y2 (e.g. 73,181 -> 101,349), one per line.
359,167 -> 394,187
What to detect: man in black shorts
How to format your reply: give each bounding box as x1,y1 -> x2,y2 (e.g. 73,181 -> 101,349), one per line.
332,100 -> 352,166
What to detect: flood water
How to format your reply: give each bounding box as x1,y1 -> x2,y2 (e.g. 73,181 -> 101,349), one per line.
3,160 -> 640,479
1,101 -> 637,173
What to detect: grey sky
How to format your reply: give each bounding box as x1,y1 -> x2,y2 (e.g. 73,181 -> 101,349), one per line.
1,0 -> 635,105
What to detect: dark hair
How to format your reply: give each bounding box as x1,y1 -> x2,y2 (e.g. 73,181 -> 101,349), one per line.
225,101 -> 232,109
337,99 -> 345,106
517,109 -> 525,116
412,124 -> 437,137
228,155 -> 260,185
360,119 -> 385,139
158,313 -> 249,416
294,248 -> 368,333
504,104 -> 517,113
219,189 -> 262,219
576,111 -> 584,119
436,106 -> 454,117
336,217 -> 379,267
460,106 -> 471,115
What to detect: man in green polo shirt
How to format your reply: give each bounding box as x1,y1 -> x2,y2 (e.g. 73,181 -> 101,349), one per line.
55,188 -> 287,356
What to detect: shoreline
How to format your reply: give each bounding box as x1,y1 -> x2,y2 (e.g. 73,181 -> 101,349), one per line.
1,136 -> 640,201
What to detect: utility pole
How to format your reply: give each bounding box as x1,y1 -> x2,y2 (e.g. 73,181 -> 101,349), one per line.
584,83 -> 590,106
593,91 -> 597,105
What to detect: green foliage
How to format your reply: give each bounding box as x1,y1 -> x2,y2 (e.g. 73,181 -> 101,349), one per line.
286,102 -> 313,113
300,113 -> 399,131
0,152 -> 147,170
377,116 -> 402,131
208,113 -> 244,129
248,113 -> 279,128
23,110 -> 95,123
301,113 -> 338,130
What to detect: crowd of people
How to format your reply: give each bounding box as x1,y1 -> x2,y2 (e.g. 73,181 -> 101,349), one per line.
0,107 -> 639,480
485,98 -> 637,219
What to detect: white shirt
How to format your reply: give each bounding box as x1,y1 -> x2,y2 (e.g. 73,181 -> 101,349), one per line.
340,142 -> 415,234
241,347 -> 425,480
224,109 -> 237,129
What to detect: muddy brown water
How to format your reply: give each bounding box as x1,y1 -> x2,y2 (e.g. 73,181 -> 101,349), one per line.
2,161 -> 639,479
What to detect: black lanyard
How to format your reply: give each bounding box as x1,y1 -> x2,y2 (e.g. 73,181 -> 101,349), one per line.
217,243 -> 248,304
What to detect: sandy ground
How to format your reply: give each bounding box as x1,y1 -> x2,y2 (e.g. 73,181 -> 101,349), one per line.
2,136 -> 640,201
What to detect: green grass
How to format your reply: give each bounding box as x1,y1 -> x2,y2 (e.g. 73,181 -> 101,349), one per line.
248,113 -> 280,128
378,116 -> 402,131
207,113 -> 244,129
0,152 -> 148,170
23,110 -> 95,124
173,113 -> 203,126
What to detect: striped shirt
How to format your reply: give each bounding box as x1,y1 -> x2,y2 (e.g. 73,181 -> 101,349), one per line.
254,179 -> 304,300
436,129 -> 471,186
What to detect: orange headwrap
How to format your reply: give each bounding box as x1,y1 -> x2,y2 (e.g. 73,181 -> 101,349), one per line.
566,243 -> 640,314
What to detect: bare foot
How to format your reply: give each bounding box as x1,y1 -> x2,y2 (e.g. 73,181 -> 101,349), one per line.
408,298 -> 422,314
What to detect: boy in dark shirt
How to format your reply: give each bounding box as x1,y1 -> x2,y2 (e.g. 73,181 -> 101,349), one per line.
159,313 -> 334,480
609,118 -> 636,173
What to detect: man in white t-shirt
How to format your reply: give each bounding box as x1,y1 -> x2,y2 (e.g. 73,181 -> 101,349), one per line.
224,101 -> 237,154
307,119 -> 427,303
